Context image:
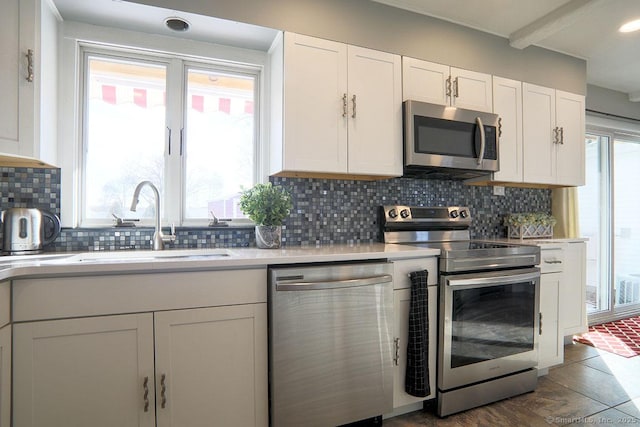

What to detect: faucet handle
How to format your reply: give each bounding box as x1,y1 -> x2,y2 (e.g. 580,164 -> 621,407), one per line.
163,222 -> 177,243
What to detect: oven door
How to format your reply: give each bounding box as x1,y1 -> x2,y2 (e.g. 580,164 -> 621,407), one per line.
438,267 -> 540,391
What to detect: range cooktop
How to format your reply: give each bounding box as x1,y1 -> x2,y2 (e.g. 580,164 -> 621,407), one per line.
380,205 -> 540,272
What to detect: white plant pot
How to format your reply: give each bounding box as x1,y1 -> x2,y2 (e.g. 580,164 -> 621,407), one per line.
255,225 -> 282,249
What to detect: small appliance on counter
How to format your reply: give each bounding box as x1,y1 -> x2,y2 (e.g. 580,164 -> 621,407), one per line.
1,208 -> 61,255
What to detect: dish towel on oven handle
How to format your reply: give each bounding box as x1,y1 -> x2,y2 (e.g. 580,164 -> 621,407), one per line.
405,269 -> 431,397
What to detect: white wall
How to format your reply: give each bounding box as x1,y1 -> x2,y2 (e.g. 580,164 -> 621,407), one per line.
129,0 -> 587,95
587,85 -> 640,122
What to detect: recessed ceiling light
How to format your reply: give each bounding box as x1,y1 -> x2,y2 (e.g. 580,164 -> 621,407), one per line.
619,18 -> 640,33
164,17 -> 190,32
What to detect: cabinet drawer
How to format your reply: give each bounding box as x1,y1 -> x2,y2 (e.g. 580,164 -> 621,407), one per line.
393,257 -> 438,290
13,268 -> 267,322
540,248 -> 564,274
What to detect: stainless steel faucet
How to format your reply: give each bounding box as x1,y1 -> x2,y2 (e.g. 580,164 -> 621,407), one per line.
130,181 -> 176,250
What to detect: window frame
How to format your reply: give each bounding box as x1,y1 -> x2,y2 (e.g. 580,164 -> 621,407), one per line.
58,22 -> 269,229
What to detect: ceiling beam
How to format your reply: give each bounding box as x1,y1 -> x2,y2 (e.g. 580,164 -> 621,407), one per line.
509,0 -> 608,49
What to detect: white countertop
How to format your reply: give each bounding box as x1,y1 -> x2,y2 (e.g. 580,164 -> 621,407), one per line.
0,243 -> 440,281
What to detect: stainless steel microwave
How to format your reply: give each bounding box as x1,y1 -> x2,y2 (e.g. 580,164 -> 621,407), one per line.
403,100 -> 500,179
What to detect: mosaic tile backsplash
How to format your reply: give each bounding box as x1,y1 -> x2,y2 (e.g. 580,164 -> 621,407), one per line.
1,167 -> 551,252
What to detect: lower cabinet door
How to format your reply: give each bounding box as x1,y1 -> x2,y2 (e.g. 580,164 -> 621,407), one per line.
153,304 -> 268,427
538,272 -> 563,369
393,286 -> 437,408
13,313 -> 156,427
0,325 -> 10,427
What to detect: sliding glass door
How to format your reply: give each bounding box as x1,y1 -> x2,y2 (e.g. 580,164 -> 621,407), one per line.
579,129 -> 640,323
613,138 -> 640,311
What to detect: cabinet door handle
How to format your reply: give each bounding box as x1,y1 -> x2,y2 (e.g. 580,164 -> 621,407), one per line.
179,128 -> 184,155
453,77 -> 459,98
351,94 -> 357,118
559,127 -> 564,145
553,127 -> 559,144
342,93 -> 348,118
393,337 -> 400,366
143,376 -> 150,412
26,49 -> 34,82
544,259 -> 562,264
160,374 -> 167,409
446,76 -> 452,98
498,117 -> 502,137
539,312 -> 543,335
167,127 -> 172,155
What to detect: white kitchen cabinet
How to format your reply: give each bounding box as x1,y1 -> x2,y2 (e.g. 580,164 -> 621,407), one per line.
537,246 -> 565,370
270,32 -> 402,178
491,76 -> 523,182
539,272 -> 563,370
0,282 -> 9,427
154,305 -> 267,427
13,306 -> 268,427
561,242 -> 588,337
13,313 -> 157,427
0,0 -> 58,163
391,257 -> 438,412
522,83 -> 585,186
555,91 -> 586,186
0,325 -> 10,427
402,57 -> 493,113
12,269 -> 268,427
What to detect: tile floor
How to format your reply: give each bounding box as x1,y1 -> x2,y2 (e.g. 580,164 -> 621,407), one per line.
385,342 -> 640,426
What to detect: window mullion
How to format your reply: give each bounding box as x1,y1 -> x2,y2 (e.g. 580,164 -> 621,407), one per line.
164,58 -> 185,225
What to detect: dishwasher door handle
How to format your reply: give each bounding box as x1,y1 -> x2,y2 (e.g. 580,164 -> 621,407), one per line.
276,274 -> 392,291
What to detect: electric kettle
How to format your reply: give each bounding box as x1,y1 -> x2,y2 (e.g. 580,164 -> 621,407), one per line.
0,208 -> 61,255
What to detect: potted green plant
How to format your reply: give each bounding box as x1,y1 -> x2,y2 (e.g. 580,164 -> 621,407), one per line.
239,182 -> 292,249
504,212 -> 557,239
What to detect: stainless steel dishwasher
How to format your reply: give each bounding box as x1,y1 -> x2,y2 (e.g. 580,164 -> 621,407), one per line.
269,262 -> 394,427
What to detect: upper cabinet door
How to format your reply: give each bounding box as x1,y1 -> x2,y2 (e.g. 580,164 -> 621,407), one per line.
523,83 -> 556,185
555,90 -> 585,186
401,57 -> 449,105
282,33 -> 348,174
450,68 -> 493,113
0,0 -> 35,157
347,46 -> 402,176
492,77 -> 523,182
401,57 -> 492,112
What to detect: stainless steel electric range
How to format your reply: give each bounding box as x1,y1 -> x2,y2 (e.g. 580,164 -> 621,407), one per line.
381,205 -> 542,417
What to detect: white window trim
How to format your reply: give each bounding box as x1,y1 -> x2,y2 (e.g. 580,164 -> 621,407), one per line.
58,21 -> 270,228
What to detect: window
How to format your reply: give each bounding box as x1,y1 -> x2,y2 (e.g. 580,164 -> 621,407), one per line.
578,120 -> 640,323
80,46 -> 260,226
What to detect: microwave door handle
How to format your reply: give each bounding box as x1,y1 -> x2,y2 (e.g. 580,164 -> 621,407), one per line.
476,116 -> 485,165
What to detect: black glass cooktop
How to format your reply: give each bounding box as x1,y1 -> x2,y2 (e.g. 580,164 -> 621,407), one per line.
406,240 -> 539,257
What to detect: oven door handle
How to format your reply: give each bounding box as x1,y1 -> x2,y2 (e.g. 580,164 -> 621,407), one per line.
446,271 -> 540,288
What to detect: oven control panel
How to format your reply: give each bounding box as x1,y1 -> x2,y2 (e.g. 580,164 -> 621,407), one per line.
381,205 -> 472,225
